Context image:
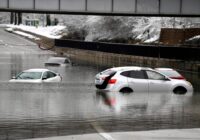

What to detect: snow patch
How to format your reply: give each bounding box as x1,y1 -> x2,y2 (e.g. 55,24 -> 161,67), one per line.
5,28 -> 13,32
144,36 -> 159,43
13,31 -> 40,40
6,24 -> 66,39
188,35 -> 200,41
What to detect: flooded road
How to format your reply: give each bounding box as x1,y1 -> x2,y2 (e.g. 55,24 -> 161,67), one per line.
0,28 -> 200,139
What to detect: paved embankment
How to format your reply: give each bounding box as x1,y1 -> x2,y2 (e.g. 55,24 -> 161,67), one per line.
27,128 -> 200,140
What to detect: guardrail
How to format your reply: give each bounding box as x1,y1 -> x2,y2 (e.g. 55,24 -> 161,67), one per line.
55,39 -> 200,61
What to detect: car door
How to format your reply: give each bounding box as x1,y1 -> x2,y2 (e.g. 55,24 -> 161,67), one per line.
123,70 -> 149,93
42,71 -> 58,82
145,70 -> 172,93
121,70 -> 149,104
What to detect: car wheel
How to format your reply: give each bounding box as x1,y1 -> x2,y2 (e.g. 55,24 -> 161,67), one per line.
119,87 -> 133,94
173,86 -> 187,95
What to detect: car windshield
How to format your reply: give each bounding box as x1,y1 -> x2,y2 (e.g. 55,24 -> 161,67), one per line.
16,72 -> 42,80
157,70 -> 182,77
46,57 -> 68,64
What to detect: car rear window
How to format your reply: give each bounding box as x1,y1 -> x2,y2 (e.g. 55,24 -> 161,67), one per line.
121,70 -> 146,79
157,70 -> 182,77
100,69 -> 116,76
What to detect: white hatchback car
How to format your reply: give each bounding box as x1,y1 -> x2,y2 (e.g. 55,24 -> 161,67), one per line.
9,68 -> 62,83
95,66 -> 193,94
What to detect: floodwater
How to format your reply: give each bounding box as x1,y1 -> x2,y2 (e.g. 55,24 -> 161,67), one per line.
0,28 -> 200,139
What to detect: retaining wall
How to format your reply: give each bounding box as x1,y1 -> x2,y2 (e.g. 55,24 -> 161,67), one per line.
55,39 -> 200,61
55,47 -> 200,73
55,39 -> 200,72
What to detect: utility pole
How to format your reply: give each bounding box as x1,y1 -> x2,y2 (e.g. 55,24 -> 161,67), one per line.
10,12 -> 14,24
46,14 -> 51,26
14,13 -> 17,25
18,13 -> 22,25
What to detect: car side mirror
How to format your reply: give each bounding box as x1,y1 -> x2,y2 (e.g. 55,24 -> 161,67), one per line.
164,76 -> 170,81
42,77 -> 47,80
56,73 -> 60,76
12,76 -> 16,79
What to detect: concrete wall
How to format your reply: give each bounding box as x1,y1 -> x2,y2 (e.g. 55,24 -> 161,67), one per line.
56,47 -> 200,73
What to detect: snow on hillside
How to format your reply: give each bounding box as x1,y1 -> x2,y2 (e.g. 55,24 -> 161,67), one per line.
1,13 -> 200,43
84,16 -> 189,43
85,16 -> 133,41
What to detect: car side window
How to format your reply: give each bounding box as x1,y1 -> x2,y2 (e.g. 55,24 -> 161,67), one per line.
146,70 -> 165,80
48,72 -> 56,78
130,70 -> 146,79
120,71 -> 130,77
121,70 -> 146,79
43,71 -> 56,79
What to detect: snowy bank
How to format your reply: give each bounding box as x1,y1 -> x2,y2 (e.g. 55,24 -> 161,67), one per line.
188,35 -> 200,41
6,24 -> 66,39
14,31 -> 40,40
185,35 -> 200,45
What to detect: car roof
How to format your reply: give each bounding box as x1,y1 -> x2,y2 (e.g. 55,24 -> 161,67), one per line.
46,57 -> 69,63
155,68 -> 174,71
48,57 -> 67,60
23,68 -> 50,73
110,66 -> 153,71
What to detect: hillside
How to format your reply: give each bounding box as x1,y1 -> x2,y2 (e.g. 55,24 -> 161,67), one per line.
1,13 -> 200,44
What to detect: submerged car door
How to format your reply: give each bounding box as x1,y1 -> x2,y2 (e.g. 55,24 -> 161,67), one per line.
145,70 -> 171,93
42,71 -> 58,82
123,70 -> 149,93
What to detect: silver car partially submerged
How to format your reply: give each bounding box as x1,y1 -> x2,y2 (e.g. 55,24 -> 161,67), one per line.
95,66 -> 193,95
45,57 -> 71,67
9,68 -> 62,83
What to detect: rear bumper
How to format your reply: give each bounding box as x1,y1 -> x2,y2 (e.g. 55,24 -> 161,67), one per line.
95,84 -> 117,92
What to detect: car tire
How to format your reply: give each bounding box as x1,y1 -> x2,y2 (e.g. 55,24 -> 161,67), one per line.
173,86 -> 187,95
119,87 -> 133,94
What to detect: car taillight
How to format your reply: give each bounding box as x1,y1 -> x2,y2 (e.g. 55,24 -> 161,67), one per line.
108,79 -> 117,84
178,76 -> 185,80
